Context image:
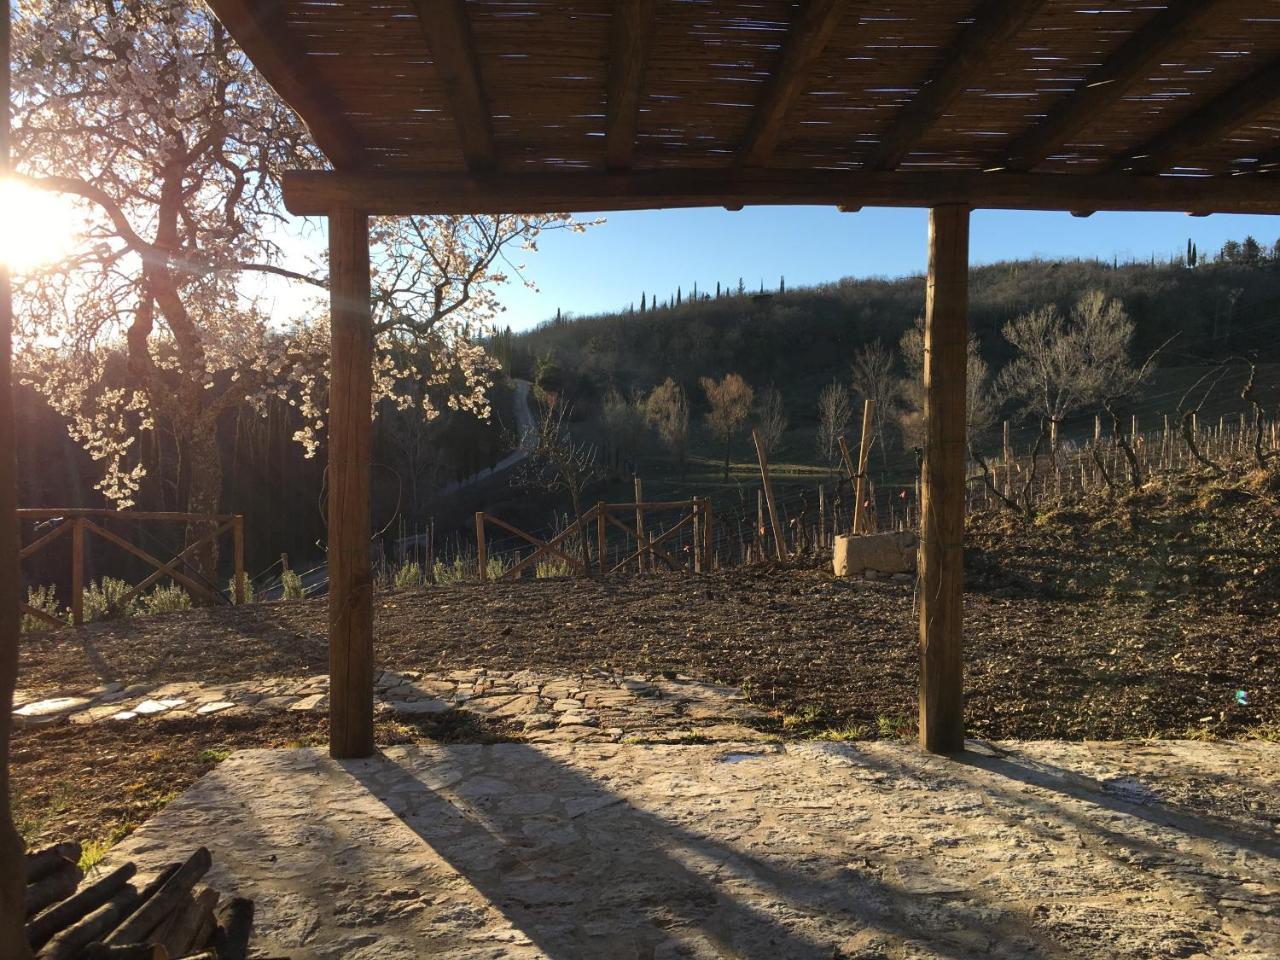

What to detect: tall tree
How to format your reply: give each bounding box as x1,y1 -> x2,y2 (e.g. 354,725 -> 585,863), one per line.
11,0 -> 582,574
996,290 -> 1134,451
644,378 -> 689,470
754,385 -> 788,456
699,373 -> 754,479
849,339 -> 898,467
816,380 -> 852,468
898,317 -> 996,449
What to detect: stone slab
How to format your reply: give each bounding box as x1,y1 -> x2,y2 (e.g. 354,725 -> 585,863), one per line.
108,739 -> 1280,960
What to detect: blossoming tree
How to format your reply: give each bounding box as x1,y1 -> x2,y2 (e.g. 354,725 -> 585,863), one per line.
10,0 -> 582,575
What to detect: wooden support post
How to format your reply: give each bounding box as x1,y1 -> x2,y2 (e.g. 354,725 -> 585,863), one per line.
634,477 -> 645,573
753,427 -> 787,561
71,518 -> 84,626
475,512 -> 487,582
852,399 -> 876,535
596,502 -> 607,577
232,514 -> 245,604
918,204 -> 969,755
0,4 -> 30,953
327,206 -> 374,760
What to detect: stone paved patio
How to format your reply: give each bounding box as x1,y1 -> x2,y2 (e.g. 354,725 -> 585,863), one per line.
12,668 -> 769,744
108,738 -> 1279,959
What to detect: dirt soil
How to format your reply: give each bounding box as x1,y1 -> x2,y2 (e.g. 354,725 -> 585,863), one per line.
14,472 -> 1280,851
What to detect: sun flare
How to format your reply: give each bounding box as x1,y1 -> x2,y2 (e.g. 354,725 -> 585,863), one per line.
0,178 -> 78,271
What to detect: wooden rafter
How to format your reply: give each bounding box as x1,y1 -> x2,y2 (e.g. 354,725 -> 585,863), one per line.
410,0 -> 496,174
204,0 -> 361,170
739,0 -> 849,168
1112,55 -> 1280,175
1005,0 -> 1227,172
864,0 -> 1045,171
282,167 -> 1280,217
606,0 -> 657,170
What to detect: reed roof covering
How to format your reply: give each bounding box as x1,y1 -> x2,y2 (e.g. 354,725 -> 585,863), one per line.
208,1 -> 1280,214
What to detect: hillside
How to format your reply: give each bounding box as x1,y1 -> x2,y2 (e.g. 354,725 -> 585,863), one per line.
507,254 -> 1280,408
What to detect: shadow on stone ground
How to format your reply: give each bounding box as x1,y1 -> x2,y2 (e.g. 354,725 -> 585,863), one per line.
110,738 -> 1279,960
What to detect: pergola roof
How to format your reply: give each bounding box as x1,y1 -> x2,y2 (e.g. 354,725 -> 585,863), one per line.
208,0 -> 1280,212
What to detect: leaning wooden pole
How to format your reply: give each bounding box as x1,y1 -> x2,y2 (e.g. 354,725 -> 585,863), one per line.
918,204 -> 969,755
752,427 -> 787,561
852,399 -> 876,535
327,207 -> 375,760
0,3 -> 30,954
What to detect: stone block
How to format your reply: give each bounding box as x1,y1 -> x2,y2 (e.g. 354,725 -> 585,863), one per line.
832,532 -> 917,577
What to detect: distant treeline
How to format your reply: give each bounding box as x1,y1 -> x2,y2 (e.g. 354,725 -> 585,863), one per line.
502,248 -> 1280,408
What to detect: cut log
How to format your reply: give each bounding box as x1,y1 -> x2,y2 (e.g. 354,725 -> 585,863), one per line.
107,849 -> 211,946
26,862 -> 136,950
81,944 -> 169,959
26,861 -> 82,917
152,887 -> 218,958
39,865 -> 178,960
38,888 -> 141,960
25,843 -> 81,883
211,898 -> 253,960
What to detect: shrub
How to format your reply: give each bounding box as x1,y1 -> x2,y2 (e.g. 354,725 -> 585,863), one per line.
20,584 -> 67,632
82,577 -> 137,622
393,560 -> 423,590
432,557 -> 473,585
140,583 -> 192,615
280,568 -> 304,600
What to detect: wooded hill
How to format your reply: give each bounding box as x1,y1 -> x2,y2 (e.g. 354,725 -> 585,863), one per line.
505,251 -> 1280,407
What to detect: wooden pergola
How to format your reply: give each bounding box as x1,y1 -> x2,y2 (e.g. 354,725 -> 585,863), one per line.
200,0 -> 1280,759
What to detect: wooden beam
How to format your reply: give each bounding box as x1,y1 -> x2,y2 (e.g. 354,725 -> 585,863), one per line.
919,204 -> 969,755
1005,0 -> 1227,171
865,0 -> 1045,171
606,0 -> 657,170
328,207 -> 375,760
739,0 -> 849,168
204,0 -> 361,170
284,166 -> 1280,216
410,0 -> 496,173
1113,54 -> 1280,175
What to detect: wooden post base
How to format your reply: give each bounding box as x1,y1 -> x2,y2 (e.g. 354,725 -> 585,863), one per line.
918,204 -> 969,755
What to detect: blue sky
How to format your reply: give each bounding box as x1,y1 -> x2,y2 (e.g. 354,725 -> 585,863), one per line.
489,207 -> 1280,331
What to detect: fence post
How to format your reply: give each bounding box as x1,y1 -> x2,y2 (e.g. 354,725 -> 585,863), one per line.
596,501 -> 607,577
818,485 -> 826,550
71,517 -> 84,626
752,427 -> 787,561
703,498 -> 714,572
634,477 -> 645,573
233,514 -> 245,604
692,498 -> 702,573
852,399 -> 876,535
475,512 -> 487,582
756,490 -> 765,562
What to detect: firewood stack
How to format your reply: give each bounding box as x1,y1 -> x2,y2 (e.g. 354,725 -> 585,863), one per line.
23,842 -> 258,960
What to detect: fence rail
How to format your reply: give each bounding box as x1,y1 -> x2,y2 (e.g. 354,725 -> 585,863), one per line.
18,509 -> 245,625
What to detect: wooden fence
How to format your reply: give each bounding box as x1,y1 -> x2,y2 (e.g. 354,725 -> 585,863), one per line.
18,508 -> 245,626
475,498 -> 712,582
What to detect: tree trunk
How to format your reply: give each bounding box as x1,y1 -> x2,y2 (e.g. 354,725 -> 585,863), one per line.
723,432 -> 731,480
183,420 -> 223,585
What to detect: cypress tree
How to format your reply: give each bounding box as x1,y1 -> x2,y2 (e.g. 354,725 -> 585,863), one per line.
640,291 -> 646,312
